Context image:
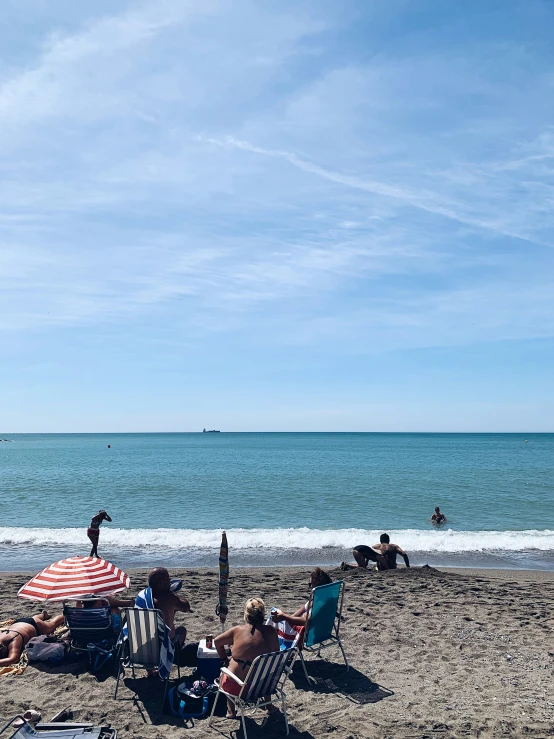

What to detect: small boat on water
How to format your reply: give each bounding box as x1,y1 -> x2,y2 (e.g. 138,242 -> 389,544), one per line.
203,428 -> 221,433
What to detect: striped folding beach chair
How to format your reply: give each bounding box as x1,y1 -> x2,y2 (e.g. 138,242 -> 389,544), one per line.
208,648 -> 298,739
63,599 -> 116,653
113,608 -> 179,704
299,580 -> 349,684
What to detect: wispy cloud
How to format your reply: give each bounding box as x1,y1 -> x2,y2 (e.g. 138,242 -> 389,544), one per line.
1,0 -> 553,357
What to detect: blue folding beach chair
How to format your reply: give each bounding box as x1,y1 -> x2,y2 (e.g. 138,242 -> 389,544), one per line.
299,580 -> 349,684
63,599 -> 116,653
209,648 -> 298,739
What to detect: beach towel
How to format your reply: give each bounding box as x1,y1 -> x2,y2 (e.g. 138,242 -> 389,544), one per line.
128,587 -> 175,680
0,650 -> 28,677
265,612 -> 303,650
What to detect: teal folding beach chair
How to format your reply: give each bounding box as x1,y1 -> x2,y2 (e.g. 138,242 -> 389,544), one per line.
209,648 -> 298,739
299,580 -> 349,684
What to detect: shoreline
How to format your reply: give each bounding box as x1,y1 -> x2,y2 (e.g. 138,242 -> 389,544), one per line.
3,565 -> 554,578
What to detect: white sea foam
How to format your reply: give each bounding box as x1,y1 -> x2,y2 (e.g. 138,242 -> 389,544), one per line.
1,527 -> 554,552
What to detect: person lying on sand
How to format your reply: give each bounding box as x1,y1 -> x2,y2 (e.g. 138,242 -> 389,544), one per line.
342,533 -> 410,571
87,509 -> 112,558
271,568 -> 332,627
214,598 -> 279,719
148,567 -> 191,645
0,611 -> 64,667
431,506 -> 447,525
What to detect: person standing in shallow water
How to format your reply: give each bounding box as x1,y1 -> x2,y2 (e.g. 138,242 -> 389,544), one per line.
87,509 -> 112,558
431,506 -> 447,525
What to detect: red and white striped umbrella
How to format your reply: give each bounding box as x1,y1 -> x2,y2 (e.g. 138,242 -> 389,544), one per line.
18,556 -> 131,601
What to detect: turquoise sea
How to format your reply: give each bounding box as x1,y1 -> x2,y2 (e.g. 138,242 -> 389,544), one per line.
1,433 -> 553,571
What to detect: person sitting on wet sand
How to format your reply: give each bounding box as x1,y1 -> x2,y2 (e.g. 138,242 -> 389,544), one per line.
0,611 -> 65,667
147,567 -> 191,645
271,568 -> 332,628
343,534 -> 410,571
214,598 -> 279,719
431,506 -> 447,525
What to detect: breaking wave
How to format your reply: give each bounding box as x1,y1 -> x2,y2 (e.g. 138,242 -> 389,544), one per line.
1,527 -> 554,552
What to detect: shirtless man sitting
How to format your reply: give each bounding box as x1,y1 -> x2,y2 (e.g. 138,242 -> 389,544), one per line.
0,611 -> 64,667
343,533 -> 410,571
372,533 -> 410,569
148,567 -> 191,645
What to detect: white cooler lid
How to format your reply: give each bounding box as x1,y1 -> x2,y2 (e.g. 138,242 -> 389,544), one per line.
197,638 -> 219,658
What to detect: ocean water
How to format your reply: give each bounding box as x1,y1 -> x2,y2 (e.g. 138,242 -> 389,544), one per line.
0,433 -> 553,571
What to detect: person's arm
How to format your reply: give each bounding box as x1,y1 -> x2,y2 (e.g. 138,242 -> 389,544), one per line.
0,642 -> 21,667
273,610 -> 306,627
103,512 -> 112,522
172,593 -> 192,613
214,626 -> 235,662
395,545 -> 410,567
106,595 -> 134,608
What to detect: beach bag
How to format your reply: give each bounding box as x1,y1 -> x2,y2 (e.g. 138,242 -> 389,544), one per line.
167,685 -> 209,719
167,673 -> 224,720
26,636 -> 65,665
88,640 -> 117,680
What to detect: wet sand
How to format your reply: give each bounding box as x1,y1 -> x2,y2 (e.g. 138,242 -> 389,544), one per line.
1,565 -> 554,738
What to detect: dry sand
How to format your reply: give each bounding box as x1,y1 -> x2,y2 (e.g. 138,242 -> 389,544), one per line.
1,565 -> 554,738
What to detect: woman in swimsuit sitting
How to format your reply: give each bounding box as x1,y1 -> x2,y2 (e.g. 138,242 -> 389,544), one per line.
214,598 -> 279,719
271,567 -> 332,628
0,611 -> 65,667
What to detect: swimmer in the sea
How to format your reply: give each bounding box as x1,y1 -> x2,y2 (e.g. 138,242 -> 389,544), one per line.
431,506 -> 447,525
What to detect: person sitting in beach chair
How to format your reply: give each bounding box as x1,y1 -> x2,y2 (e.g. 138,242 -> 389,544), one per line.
214,598 -> 279,719
272,569 -> 349,683
270,568 -> 332,631
65,595 -> 134,652
147,567 -> 191,646
0,611 -> 64,667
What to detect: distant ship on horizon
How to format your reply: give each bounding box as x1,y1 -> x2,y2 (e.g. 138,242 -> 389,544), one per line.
203,428 -> 221,433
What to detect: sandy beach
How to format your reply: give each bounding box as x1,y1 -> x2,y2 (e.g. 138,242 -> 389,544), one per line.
1,565 -> 554,738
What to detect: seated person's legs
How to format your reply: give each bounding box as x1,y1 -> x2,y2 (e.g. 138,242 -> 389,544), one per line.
34,611 -> 65,636
174,625 -> 187,646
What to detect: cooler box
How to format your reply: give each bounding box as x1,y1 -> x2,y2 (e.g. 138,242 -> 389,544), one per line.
197,639 -> 221,682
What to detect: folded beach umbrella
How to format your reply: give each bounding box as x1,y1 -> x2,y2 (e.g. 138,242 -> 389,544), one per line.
215,530 -> 229,631
18,555 -> 131,601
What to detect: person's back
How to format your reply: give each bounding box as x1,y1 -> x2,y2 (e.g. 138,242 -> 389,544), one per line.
230,621 -> 278,666
148,567 -> 191,643
375,542 -> 398,568
373,533 -> 410,570
215,598 -> 279,718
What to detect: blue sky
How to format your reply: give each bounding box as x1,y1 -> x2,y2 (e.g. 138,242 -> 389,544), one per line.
1,0 -> 553,432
